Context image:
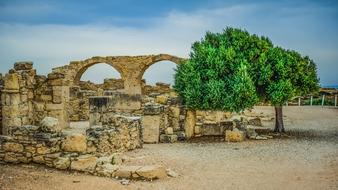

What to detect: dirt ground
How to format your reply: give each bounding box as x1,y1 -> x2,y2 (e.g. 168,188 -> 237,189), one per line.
1,106 -> 337,190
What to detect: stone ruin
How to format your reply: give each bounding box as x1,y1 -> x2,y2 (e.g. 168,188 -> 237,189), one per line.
0,54 -> 269,180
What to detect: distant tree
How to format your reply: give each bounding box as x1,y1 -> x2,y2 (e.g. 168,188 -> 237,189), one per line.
174,27 -> 319,133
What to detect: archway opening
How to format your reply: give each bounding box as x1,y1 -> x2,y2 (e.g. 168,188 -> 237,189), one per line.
69,63 -> 123,125
78,63 -> 122,91
142,60 -> 177,95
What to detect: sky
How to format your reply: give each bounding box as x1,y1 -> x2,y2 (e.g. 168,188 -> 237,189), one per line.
0,0 -> 337,85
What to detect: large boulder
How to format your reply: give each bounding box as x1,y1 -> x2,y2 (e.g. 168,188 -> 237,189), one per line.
40,117 -> 61,133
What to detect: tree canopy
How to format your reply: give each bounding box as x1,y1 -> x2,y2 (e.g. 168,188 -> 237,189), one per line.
174,27 -> 319,113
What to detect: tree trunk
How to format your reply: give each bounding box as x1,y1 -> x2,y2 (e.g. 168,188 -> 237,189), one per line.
274,105 -> 285,133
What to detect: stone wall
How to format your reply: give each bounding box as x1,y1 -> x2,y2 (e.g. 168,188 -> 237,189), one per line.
0,115 -> 142,173
1,62 -> 36,135
142,82 -> 174,95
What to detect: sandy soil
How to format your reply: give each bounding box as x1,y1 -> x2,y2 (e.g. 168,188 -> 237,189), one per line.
0,106 -> 337,190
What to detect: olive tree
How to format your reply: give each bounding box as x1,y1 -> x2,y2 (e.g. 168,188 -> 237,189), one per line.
175,27 -> 319,133
174,29 -> 260,113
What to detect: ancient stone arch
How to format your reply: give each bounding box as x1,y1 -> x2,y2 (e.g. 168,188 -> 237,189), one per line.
52,54 -> 186,95
73,61 -> 122,86
137,54 -> 184,82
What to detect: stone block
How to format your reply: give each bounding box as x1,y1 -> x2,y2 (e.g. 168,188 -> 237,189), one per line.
115,166 -> 141,178
114,165 -> 167,180
53,156 -> 70,169
39,117 -> 61,133
160,134 -> 178,143
165,127 -> 174,135
89,94 -> 141,112
33,102 -> 45,112
169,106 -> 180,130
194,123 -> 202,135
248,117 -> 262,126
70,155 -> 98,172
2,105 -> 19,116
3,142 -> 24,153
45,103 -> 63,111
10,93 -> 20,105
61,134 -> 87,153
143,104 -> 164,115
4,152 -> 19,163
135,165 -> 167,180
184,110 -> 196,139
201,121 -> 224,136
225,129 -> 245,142
96,163 -> 119,177
219,121 -> 234,131
155,95 -> 168,105
142,115 -> 160,143
36,146 -> 49,155
4,73 -> 19,90
33,155 -> 45,164
14,62 -> 33,70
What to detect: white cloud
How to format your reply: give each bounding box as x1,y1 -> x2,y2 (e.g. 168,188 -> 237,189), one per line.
0,3 -> 337,85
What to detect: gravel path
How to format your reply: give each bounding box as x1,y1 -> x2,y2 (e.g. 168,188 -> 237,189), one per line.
1,106 -> 337,190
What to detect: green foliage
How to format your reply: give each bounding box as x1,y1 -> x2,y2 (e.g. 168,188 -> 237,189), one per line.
174,27 -> 319,111
263,47 -> 320,105
174,28 -> 261,112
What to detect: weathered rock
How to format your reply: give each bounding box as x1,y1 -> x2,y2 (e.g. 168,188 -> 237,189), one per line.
176,131 -> 186,141
33,155 -> 45,164
53,156 -> 70,169
96,163 -> 119,177
155,95 -> 168,105
115,166 -> 141,178
70,155 -> 97,172
120,179 -> 130,185
61,134 -> 87,153
4,152 -> 19,163
160,134 -> 177,143
246,128 -> 258,139
4,73 -> 19,90
142,115 -> 160,144
96,153 -> 123,165
143,103 -> 164,115
248,117 -> 262,126
14,62 -> 33,70
184,110 -> 196,139
135,165 -> 167,180
166,169 -> 178,178
114,165 -> 166,180
165,127 -> 174,135
40,117 -> 61,133
201,121 -> 225,136
255,136 -> 268,140
225,129 -> 245,142
3,142 -> 24,153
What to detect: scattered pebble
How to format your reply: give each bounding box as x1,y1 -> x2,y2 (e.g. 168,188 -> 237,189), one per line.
166,169 -> 178,178
120,178 -> 130,185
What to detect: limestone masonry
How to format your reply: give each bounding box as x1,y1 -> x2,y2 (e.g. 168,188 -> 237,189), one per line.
0,54 -> 268,180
